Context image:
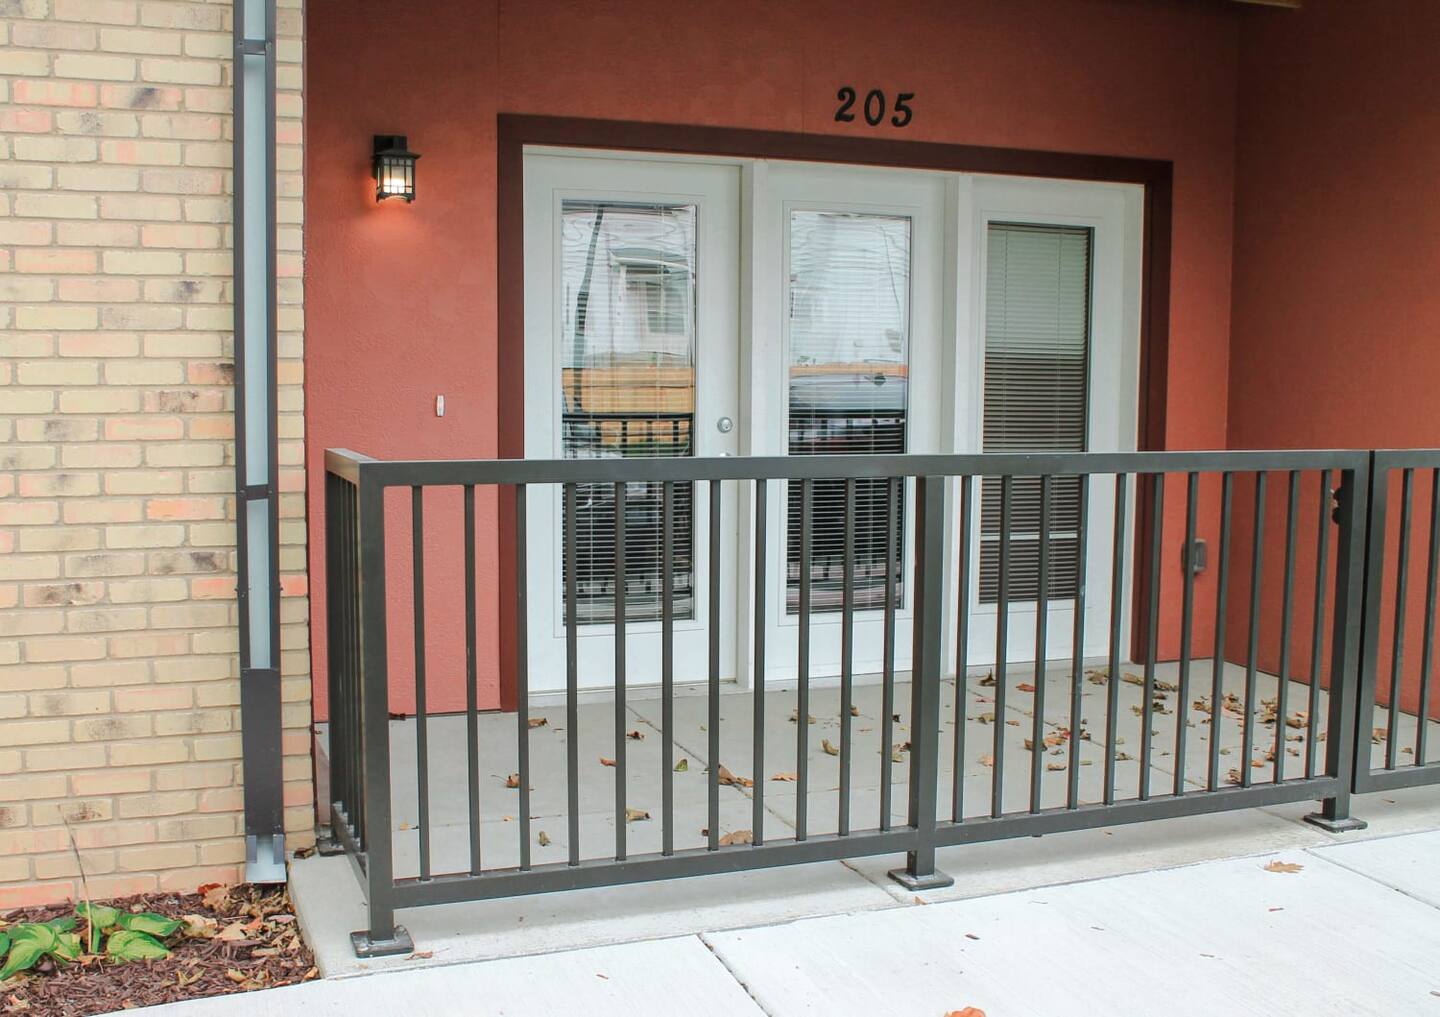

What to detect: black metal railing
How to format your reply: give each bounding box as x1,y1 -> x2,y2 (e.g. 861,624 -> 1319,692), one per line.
321,447 -> 1378,956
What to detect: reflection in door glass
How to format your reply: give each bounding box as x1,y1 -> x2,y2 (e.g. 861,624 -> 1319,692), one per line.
560,200 -> 696,623
786,210 -> 910,613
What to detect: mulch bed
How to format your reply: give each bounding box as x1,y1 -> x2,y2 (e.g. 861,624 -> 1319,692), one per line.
1,884 -> 317,1016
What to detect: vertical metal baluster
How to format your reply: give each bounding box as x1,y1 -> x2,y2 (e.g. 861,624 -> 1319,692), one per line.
1103,473 -> 1128,805
348,484 -> 363,845
797,478 -> 812,841
840,478 -> 856,836
883,476 -> 901,830
1140,473 -> 1164,800
991,475 -> 1013,819
1306,471 -> 1331,779
464,485 -> 481,874
411,487 -> 431,881
752,480 -> 768,844
1174,472 -> 1198,796
564,482 -> 580,865
1066,474 -> 1090,810
708,479 -> 721,850
1241,473 -> 1267,788
347,484 -> 362,841
323,476 -> 344,836
950,475 -> 972,823
514,485 -> 531,869
614,482 -> 627,860
661,481 -> 675,856
1273,473 -> 1299,785
1029,476 -> 1052,814
1208,472 -> 1234,791
1387,469 -> 1414,771
1418,469 -> 1440,766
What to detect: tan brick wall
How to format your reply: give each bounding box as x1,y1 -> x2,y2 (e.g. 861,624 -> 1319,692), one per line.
0,0 -> 312,908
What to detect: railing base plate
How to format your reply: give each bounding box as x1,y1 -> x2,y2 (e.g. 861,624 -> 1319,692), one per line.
350,926 -> 414,958
887,867 -> 955,891
1302,812 -> 1368,834
314,833 -> 345,857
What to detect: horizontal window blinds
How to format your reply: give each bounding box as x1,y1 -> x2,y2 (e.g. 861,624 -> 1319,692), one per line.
980,223 -> 1092,604
560,200 -> 697,624
786,210 -> 910,613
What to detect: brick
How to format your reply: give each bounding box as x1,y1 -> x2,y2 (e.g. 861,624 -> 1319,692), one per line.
15,249 -> 98,274
12,80 -> 99,107
55,0 -> 138,25
102,249 -> 183,274
13,192 -> 99,220
1,720 -> 71,747
100,28 -> 181,55
15,306 -> 98,331
53,54 -> 137,81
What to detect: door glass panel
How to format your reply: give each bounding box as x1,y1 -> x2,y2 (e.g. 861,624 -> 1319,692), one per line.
560,200 -> 696,623
785,210 -> 910,613
980,223 -> 1092,603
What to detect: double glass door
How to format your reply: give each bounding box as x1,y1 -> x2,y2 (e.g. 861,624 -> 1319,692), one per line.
523,151 -> 1139,693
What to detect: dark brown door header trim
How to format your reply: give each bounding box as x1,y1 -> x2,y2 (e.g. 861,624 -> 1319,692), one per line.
499,114 -> 1171,188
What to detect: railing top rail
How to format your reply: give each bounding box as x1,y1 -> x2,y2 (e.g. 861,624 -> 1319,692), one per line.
1373,449 -> 1440,470
323,447 -> 1369,488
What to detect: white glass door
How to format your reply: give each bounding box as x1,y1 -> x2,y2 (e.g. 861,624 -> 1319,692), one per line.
523,154 -> 741,692
754,163 -> 947,680
957,176 -> 1142,669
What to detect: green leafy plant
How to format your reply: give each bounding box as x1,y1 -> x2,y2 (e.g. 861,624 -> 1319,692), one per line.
0,907 -> 181,981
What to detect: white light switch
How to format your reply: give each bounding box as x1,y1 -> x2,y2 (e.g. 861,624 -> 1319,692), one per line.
436,394 -> 445,417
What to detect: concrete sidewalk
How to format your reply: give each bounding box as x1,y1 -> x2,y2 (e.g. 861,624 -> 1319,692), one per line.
137,826 -> 1440,1016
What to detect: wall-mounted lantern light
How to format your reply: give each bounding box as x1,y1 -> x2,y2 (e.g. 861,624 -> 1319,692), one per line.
373,134 -> 419,203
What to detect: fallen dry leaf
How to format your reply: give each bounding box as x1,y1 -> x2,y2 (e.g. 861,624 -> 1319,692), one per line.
624,808 -> 650,823
674,758 -> 689,772
528,717 -> 548,728
717,765 -> 754,788
504,772 -> 520,789
627,730 -> 644,740
1264,860 -> 1304,874
790,709 -> 816,724
1016,682 -> 1036,693
599,756 -> 616,767
771,771 -> 798,782
215,921 -> 250,943
719,829 -> 754,846
821,739 -> 839,756
850,704 -> 861,717
537,831 -> 551,847
945,1009 -> 987,1017
411,950 -> 434,960
978,754 -> 994,767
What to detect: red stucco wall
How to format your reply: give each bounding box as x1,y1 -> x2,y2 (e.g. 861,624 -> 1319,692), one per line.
306,0 -> 1246,716
1227,0 -> 1440,713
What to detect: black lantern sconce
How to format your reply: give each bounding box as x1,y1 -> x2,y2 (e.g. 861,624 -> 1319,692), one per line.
373,134 -> 419,203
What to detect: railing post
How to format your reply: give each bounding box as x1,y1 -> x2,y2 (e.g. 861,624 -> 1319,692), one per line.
1305,455 -> 1373,832
314,471 -> 346,857
889,475 -> 955,890
350,465 -> 414,956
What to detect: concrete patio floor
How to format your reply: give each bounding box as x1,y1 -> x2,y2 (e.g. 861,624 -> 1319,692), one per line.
293,657 -> 1440,979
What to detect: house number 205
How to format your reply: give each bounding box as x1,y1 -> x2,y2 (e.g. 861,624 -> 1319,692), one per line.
834,87 -> 914,127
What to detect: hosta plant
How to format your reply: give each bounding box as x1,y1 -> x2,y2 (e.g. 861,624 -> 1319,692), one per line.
0,904 -> 181,981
